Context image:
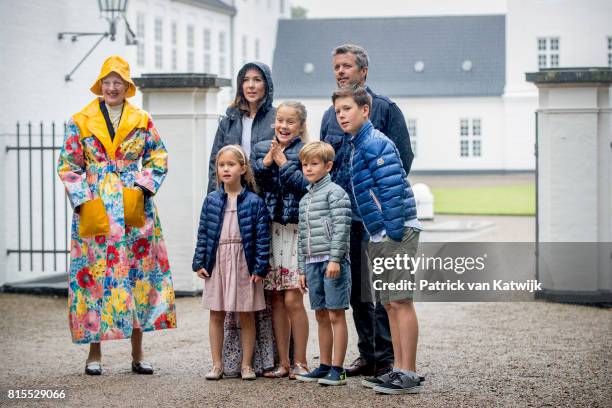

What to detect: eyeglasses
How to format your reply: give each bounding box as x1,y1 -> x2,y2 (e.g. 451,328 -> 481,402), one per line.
101,80 -> 127,89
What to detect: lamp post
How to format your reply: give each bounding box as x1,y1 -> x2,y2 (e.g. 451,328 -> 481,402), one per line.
58,0 -> 134,81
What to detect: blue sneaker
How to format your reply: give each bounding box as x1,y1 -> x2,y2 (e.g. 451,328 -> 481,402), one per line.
295,365 -> 330,382
317,368 -> 347,386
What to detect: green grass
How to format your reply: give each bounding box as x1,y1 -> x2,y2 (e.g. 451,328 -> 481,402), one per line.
431,185 -> 535,216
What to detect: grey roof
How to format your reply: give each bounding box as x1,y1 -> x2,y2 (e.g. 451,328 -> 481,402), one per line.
174,0 -> 236,15
272,15 -> 505,98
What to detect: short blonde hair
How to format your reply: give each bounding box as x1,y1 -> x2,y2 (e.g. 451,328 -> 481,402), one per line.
299,141 -> 335,164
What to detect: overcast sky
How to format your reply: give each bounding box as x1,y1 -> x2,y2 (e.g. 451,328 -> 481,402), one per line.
289,0 -> 507,18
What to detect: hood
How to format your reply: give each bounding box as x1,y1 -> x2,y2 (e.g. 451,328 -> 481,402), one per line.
227,61 -> 274,118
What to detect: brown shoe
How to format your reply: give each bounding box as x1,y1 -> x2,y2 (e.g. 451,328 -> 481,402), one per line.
345,357 -> 376,377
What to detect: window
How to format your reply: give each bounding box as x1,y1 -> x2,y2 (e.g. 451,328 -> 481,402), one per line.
154,17 -> 163,69
219,31 -> 227,76
459,118 -> 482,158
242,35 -> 247,64
187,25 -> 194,71
136,13 -> 145,66
608,36 -> 612,68
255,38 -> 260,59
407,119 -> 417,157
537,37 -> 560,69
203,29 -> 211,72
171,21 -> 177,71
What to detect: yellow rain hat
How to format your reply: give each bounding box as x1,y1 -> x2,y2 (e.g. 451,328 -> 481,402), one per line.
90,55 -> 136,98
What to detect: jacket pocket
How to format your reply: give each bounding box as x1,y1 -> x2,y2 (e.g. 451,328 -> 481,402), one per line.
123,187 -> 145,228
322,217 -> 333,241
78,198 -> 110,238
369,189 -> 382,211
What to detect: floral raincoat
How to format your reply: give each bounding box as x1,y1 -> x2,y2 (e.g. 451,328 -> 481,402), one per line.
58,98 -> 176,344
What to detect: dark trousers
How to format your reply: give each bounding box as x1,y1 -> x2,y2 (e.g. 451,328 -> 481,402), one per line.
349,221 -> 394,365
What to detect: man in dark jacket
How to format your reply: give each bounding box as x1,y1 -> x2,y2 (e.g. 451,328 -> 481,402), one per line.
320,44 -> 414,377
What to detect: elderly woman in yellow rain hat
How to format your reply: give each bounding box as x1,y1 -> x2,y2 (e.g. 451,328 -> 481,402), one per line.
57,55 -> 176,375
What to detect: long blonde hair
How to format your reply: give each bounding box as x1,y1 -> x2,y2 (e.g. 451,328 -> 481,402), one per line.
215,145 -> 257,192
277,100 -> 309,142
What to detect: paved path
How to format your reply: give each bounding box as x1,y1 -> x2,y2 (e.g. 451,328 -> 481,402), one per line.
0,293 -> 609,407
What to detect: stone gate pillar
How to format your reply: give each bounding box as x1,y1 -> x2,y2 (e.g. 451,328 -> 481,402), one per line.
526,68 -> 612,303
134,73 -> 231,293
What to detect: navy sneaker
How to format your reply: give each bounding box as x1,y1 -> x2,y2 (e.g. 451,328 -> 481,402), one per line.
373,372 -> 421,394
317,368 -> 347,386
361,370 -> 393,388
295,365 -> 330,382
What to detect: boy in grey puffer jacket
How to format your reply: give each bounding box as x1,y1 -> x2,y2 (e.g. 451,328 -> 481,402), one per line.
295,141 -> 352,386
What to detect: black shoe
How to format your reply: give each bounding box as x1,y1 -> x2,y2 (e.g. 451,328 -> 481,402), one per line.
132,361 -> 154,374
85,362 -> 102,376
345,357 -> 376,377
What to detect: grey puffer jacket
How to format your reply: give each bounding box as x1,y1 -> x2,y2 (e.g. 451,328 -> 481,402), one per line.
297,174 -> 351,272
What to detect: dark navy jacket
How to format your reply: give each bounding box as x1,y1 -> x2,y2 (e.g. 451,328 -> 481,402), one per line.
207,62 -> 276,193
349,121 -> 417,242
251,136 -> 307,225
192,187 -> 270,277
321,86 -> 413,214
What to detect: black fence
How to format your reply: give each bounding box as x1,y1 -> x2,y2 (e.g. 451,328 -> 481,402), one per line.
5,122 -> 71,275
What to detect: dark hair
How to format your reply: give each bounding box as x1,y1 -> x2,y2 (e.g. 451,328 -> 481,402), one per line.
331,85 -> 372,111
332,44 -> 369,81
230,63 -> 268,115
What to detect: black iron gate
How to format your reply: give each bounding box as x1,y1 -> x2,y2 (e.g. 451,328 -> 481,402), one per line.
5,121 -> 71,277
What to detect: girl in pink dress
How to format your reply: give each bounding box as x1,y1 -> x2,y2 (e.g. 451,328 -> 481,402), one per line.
193,145 -> 271,380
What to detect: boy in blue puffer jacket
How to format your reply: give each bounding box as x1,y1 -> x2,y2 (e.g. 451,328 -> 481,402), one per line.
332,86 -> 423,395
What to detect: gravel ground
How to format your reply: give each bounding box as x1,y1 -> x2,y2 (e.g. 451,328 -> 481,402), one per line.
0,293 -> 609,407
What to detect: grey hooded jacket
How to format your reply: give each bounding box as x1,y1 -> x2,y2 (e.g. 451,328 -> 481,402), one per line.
297,174 -> 351,272
207,61 -> 276,193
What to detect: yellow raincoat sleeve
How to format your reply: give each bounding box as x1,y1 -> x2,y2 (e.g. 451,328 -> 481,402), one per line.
134,116 -> 168,195
57,119 -> 94,209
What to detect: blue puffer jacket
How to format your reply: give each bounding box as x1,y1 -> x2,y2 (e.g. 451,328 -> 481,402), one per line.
349,121 -> 417,242
321,86 -> 414,207
251,136 -> 307,225
192,187 -> 270,277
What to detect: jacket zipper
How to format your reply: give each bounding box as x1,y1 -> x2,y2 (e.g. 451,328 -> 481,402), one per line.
305,191 -> 313,257
369,189 -> 382,211
350,145 -> 373,237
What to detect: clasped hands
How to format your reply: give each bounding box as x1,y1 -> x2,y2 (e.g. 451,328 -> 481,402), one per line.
262,139 -> 287,167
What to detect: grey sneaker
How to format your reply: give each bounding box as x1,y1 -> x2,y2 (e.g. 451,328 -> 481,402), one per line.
373,372 -> 422,395
361,370 -> 393,388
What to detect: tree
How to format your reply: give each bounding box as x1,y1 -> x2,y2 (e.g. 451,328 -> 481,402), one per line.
291,6 -> 308,19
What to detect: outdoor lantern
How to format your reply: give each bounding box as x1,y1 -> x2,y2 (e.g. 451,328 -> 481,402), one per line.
58,0 -> 135,81
98,0 -> 129,41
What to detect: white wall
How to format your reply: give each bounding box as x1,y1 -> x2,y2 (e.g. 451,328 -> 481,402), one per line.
505,0 -> 612,96
278,96 -> 508,171
0,0 -> 127,134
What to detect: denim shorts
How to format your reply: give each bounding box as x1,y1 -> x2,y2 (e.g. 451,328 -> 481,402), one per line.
304,257 -> 351,310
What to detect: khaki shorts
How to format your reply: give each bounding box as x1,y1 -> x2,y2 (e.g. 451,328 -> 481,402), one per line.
367,227 -> 420,304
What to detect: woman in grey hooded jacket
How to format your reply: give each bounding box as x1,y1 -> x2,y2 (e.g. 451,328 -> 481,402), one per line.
207,62 -> 276,193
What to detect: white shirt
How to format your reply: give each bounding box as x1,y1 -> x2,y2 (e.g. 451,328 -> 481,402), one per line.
241,115 -> 255,157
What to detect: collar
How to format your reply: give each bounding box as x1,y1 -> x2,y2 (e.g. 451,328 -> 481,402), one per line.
350,121 -> 374,147
307,173 -> 331,192
219,185 -> 248,202
72,98 -> 148,160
